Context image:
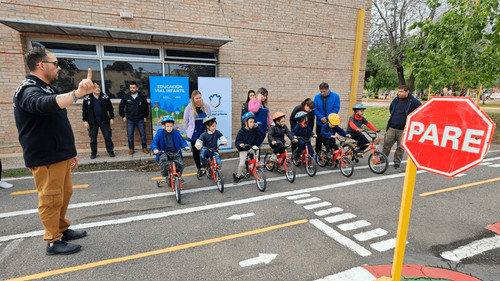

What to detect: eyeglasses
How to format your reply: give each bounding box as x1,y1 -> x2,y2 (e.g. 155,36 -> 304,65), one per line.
42,60 -> 59,67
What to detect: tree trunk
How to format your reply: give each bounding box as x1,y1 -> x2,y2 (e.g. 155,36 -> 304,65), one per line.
396,65 -> 406,88
408,73 -> 415,93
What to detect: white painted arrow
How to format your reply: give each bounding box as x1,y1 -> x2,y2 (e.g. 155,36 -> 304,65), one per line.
239,253 -> 278,267
227,212 -> 255,220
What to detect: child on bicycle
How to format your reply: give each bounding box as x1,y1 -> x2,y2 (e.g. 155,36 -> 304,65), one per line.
347,104 -> 378,155
268,112 -> 297,164
292,111 -> 316,161
233,112 -> 264,183
195,116 -> 227,173
151,116 -> 190,182
321,113 -> 349,153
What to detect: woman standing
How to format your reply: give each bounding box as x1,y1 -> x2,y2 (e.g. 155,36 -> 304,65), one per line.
248,87 -> 270,145
184,90 -> 211,176
241,89 -> 255,118
290,98 -> 315,131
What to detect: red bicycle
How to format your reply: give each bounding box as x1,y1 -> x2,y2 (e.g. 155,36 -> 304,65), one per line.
292,137 -> 316,177
241,145 -> 267,191
315,135 -> 354,177
264,142 -> 295,183
155,150 -> 183,203
198,144 -> 225,193
343,129 -> 388,174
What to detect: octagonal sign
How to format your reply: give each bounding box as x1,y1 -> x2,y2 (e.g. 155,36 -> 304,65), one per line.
402,97 -> 495,177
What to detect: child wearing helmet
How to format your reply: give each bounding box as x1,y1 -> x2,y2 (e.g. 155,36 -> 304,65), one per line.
292,111 -> 317,161
195,116 -> 228,172
233,112 -> 264,183
268,112 -> 297,163
151,115 -> 190,181
347,104 -> 378,154
322,113 -> 349,153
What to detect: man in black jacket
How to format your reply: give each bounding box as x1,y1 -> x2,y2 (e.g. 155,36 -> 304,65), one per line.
82,82 -> 115,159
382,86 -> 422,169
119,82 -> 149,155
13,46 -> 95,255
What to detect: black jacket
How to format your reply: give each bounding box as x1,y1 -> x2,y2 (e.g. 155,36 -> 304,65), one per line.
82,93 -> 114,124
13,75 -> 77,167
119,92 -> 149,122
290,105 -> 315,132
268,124 -> 294,145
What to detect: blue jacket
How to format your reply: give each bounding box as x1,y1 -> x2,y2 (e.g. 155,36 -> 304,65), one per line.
151,128 -> 188,162
235,127 -> 264,151
292,123 -> 314,139
321,124 -> 347,139
386,93 -> 421,130
313,91 -> 341,127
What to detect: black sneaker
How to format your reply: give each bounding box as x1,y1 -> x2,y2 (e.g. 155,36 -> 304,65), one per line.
90,154 -> 96,159
46,240 -> 81,255
179,177 -> 184,183
62,229 -> 87,241
109,152 -> 116,157
233,173 -> 241,184
394,163 -> 401,169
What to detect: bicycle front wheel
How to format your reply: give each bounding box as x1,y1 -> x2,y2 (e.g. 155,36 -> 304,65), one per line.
255,167 -> 267,192
215,168 -> 224,193
339,157 -> 354,177
263,153 -> 275,171
315,150 -> 328,167
368,151 -> 388,174
305,156 -> 316,177
284,159 -> 295,183
173,176 -> 181,203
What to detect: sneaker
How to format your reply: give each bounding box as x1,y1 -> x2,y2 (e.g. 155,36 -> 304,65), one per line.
270,154 -> 277,162
90,154 -> 96,159
0,181 -> 13,189
198,168 -> 206,177
394,163 -> 401,169
179,177 -> 184,183
233,173 -> 241,184
62,229 -> 87,241
109,152 -> 116,157
46,240 -> 81,255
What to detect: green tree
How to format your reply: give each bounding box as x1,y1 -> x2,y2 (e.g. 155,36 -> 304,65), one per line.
406,0 -> 500,95
365,46 -> 399,94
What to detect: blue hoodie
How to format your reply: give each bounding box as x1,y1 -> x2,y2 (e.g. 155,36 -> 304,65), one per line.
151,128 -> 188,162
313,90 -> 341,127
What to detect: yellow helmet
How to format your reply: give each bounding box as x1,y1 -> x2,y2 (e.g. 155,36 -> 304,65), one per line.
328,113 -> 340,126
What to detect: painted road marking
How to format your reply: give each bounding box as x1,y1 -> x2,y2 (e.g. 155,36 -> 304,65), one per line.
353,228 -> 388,242
314,207 -> 344,216
338,220 -> 371,231
314,266 -> 376,281
152,172 -> 197,180
239,253 -> 278,267
294,197 -> 322,204
304,202 -> 332,210
286,194 -> 311,200
440,235 -> 500,262
0,171 -> 426,242
486,222 -> 500,234
227,213 -> 255,220
310,219 -> 372,257
370,238 -> 399,252
0,239 -> 24,267
324,213 -> 356,223
5,219 -> 307,281
488,163 -> 500,168
10,184 -> 90,195
419,176 -> 500,197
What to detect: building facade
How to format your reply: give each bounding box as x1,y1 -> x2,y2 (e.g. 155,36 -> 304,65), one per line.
0,0 -> 371,155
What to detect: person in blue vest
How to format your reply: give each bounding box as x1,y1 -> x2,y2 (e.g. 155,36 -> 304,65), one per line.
151,116 -> 190,182
313,82 -> 340,153
248,87 -> 270,145
184,90 -> 211,177
382,86 -> 421,169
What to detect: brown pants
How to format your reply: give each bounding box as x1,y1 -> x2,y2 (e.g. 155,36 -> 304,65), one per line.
382,127 -> 405,164
31,159 -> 73,242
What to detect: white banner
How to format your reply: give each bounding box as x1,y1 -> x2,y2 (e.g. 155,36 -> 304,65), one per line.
197,77 -> 232,149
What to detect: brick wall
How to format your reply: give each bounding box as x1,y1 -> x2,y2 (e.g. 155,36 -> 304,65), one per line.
0,0 -> 372,155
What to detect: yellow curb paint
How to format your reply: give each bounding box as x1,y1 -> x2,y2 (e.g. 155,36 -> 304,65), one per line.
6,219 -> 308,281
10,184 -> 90,195
152,172 -> 197,180
419,176 -> 500,197
375,277 -> 392,281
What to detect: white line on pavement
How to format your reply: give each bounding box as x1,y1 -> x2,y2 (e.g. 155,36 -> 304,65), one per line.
0,171 -> 421,243
440,235 -> 500,262
370,237 -> 399,252
310,219 -> 372,257
314,207 -> 344,216
314,266 -> 376,281
304,202 -> 332,210
338,220 -> 371,231
294,197 -> 322,204
353,228 -> 388,242
324,213 -> 356,224
286,194 -> 311,200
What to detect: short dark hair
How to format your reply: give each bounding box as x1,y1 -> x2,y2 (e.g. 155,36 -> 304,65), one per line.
400,85 -> 410,91
301,98 -> 314,109
319,82 -> 329,90
129,82 -> 138,87
205,120 -> 216,127
26,47 -> 51,71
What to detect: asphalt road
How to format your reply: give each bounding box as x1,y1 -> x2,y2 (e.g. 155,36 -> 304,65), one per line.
1,148 -> 499,281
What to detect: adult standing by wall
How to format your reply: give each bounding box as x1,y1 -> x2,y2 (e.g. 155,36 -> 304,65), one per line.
184,90 -> 211,176
382,85 -> 421,169
82,82 -> 115,159
13,46 -> 94,255
241,89 -> 255,118
313,82 -> 340,153
248,87 -> 270,145
119,82 -> 149,155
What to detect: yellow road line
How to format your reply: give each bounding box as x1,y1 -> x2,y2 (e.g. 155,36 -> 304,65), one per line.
419,177 -> 500,197
152,172 -> 197,180
6,219 -> 308,281
10,184 -> 90,196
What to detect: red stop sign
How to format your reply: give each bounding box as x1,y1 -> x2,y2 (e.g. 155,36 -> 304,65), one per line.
402,97 -> 495,177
